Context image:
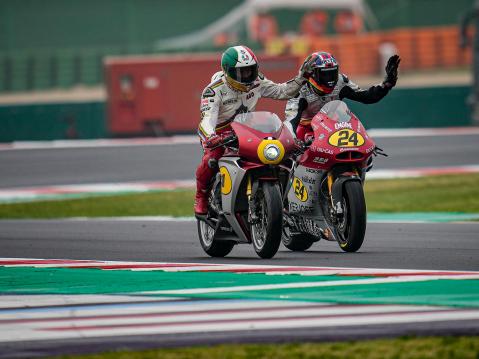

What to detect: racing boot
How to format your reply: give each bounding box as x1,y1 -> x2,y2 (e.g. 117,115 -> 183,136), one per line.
194,186 -> 209,216
195,143 -> 225,217
194,159 -> 213,216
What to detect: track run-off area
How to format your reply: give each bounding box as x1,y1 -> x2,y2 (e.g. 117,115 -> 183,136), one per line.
0,258 -> 479,358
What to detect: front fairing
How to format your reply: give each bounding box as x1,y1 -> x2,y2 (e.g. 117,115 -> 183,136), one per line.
229,112 -> 295,165
300,101 -> 375,169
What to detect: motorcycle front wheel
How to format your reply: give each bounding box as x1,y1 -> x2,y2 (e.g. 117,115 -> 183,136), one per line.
336,180 -> 366,252
197,219 -> 235,257
251,182 -> 283,259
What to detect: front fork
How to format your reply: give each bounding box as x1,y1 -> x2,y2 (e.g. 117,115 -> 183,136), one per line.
327,169 -> 361,225
247,173 -> 261,224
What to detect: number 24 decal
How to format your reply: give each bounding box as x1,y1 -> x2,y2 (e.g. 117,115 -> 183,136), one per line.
328,129 -> 365,148
293,177 -> 308,202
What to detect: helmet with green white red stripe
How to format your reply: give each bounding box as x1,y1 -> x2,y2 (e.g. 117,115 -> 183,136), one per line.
221,45 -> 259,92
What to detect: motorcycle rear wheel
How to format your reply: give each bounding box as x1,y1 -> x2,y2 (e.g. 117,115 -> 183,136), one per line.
337,180 -> 366,252
197,219 -> 235,257
282,228 -> 316,251
251,182 -> 282,259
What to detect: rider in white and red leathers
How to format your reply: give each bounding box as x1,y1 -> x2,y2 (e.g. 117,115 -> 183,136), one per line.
285,52 -> 400,141
194,45 -> 318,215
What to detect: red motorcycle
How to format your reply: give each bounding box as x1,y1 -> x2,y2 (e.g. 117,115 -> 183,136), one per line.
282,100 -> 386,252
197,111 -> 296,259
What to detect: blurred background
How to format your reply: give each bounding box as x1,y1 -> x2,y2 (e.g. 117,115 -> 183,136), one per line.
0,0 -> 476,142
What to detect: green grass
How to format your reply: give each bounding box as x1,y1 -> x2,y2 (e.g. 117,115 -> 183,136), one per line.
53,336 -> 479,359
1,174 -> 478,219
0,190 -> 194,219
363,173 -> 479,213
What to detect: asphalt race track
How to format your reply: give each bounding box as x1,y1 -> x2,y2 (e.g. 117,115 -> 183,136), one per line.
1,131 -> 478,357
0,219 -> 478,271
1,132 -> 478,188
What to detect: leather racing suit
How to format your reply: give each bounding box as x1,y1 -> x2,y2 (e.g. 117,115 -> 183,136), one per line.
195,71 -> 306,213
285,74 -> 391,141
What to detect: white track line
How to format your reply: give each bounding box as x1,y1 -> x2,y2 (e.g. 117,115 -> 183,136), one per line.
2,305 -> 478,342
2,258 -> 478,277
0,135 -> 199,151
0,295 -> 170,309
143,275 -> 479,295
368,127 -> 479,138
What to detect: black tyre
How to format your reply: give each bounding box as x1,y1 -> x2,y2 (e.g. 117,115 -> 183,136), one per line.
251,182 -> 283,259
282,229 -> 316,251
197,219 -> 235,257
337,180 -> 366,252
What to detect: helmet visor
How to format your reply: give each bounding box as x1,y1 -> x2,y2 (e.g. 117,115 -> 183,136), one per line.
227,64 -> 258,85
313,67 -> 338,88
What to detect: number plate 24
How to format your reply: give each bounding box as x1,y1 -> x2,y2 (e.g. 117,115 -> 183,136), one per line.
328,129 -> 365,148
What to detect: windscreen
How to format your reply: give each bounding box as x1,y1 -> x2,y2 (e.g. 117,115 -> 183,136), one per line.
233,111 -> 282,133
320,100 -> 354,123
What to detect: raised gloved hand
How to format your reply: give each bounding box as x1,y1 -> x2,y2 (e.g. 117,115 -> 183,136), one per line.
298,53 -> 318,80
383,54 -> 400,89
203,134 -> 223,149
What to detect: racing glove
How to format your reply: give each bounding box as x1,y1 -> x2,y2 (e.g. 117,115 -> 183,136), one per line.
383,55 -> 401,89
203,134 -> 223,149
298,54 -> 319,80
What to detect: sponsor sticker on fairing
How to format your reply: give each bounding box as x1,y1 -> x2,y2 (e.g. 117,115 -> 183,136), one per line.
334,122 -> 353,130
289,202 -> 315,214
311,145 -> 334,155
301,175 -> 316,184
313,157 -> 329,164
320,122 -> 333,132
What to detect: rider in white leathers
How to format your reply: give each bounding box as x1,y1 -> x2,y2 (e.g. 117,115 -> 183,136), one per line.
194,45 -> 318,215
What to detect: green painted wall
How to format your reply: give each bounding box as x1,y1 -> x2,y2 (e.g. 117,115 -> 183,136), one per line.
0,102 -> 106,142
347,86 -> 471,128
0,0 -> 243,53
0,86 -> 471,142
366,0 -> 473,30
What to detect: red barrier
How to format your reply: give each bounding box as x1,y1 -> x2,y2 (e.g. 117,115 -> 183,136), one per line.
104,54 -> 298,136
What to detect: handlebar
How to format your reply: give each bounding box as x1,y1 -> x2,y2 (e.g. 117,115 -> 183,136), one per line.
208,134 -> 238,150
373,146 -> 388,157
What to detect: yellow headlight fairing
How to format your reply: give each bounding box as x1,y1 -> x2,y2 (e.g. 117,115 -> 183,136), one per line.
257,139 -> 285,164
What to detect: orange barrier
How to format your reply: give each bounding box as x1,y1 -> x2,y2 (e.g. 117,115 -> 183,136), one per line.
249,14 -> 279,43
306,25 -> 471,76
300,11 -> 329,37
334,11 -> 363,34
